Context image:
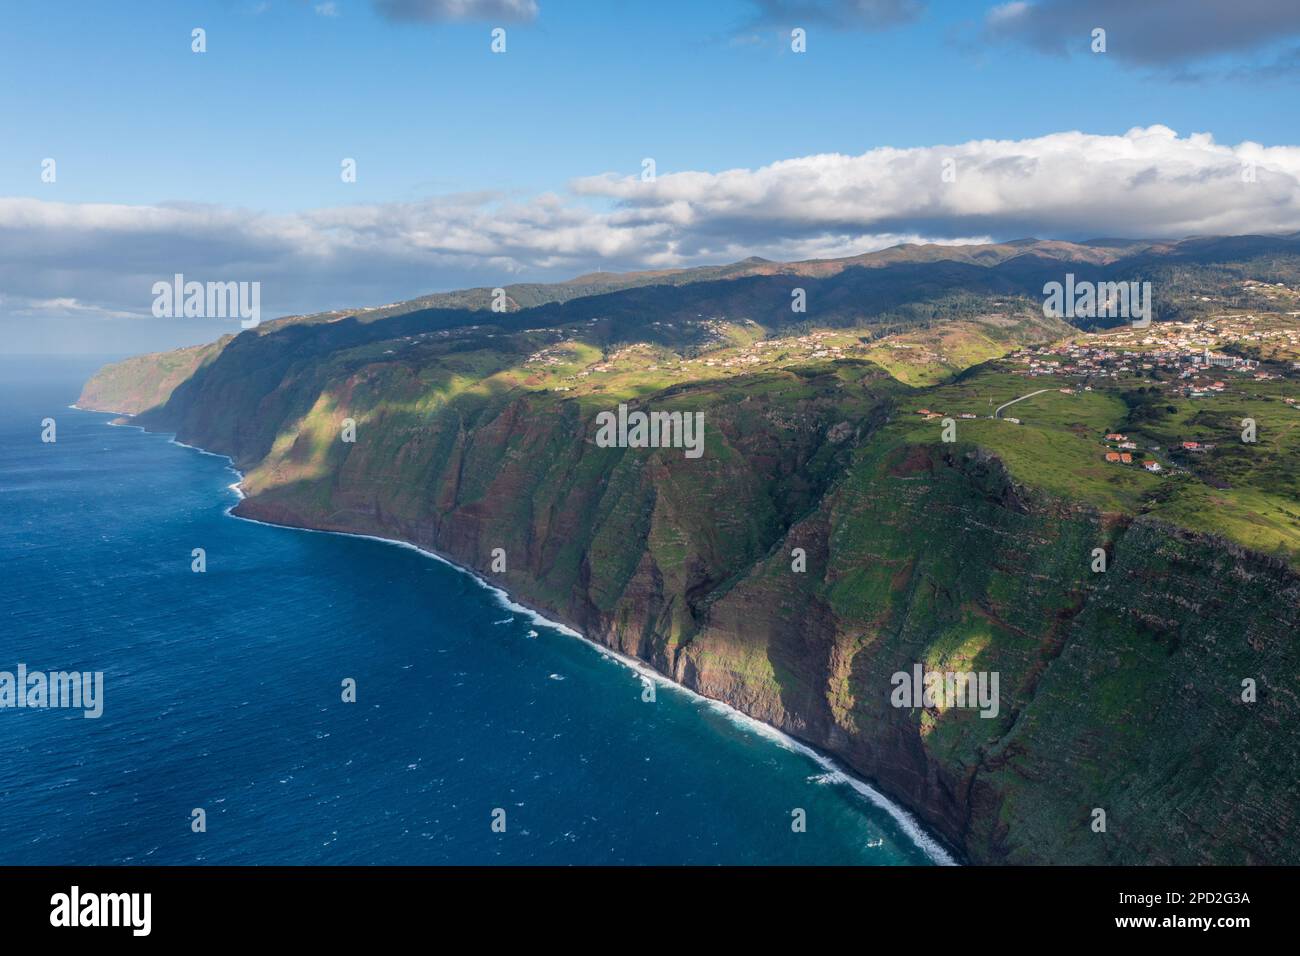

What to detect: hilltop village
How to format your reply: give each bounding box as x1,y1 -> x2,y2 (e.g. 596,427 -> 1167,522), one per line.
1015,314 -> 1300,388
915,313 -> 1300,474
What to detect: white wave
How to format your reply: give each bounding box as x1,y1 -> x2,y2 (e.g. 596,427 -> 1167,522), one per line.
170,435 -> 237,464
704,699 -> 956,865
808,771 -> 846,785
70,403 -> 135,416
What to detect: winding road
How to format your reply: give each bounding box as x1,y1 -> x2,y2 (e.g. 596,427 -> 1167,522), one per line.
993,388 -> 1052,419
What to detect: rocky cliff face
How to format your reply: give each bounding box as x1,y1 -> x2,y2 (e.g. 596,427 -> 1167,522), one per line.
89,329 -> 1300,865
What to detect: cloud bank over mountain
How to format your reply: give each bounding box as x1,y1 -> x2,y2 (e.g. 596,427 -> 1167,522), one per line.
4,126 -> 1299,339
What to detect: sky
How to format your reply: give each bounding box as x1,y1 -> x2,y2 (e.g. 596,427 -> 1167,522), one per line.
3,0 -> 1300,353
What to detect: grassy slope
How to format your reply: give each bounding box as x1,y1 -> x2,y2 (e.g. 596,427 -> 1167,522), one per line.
76,338 -> 229,415
885,364 -> 1300,559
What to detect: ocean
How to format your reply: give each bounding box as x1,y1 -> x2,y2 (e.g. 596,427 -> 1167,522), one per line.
0,357 -> 949,865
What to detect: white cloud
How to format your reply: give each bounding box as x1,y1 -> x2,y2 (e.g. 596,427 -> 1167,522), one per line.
3,127 -> 1299,326
371,0 -> 538,23
986,2 -> 1029,26
9,296 -> 139,320
575,126 -> 1300,245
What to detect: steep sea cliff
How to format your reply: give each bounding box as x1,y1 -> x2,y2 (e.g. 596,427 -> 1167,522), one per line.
81,340 -> 1300,864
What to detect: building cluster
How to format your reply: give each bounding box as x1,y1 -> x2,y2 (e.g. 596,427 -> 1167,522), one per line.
1100,431 -> 1166,471
698,330 -> 850,371
1007,314 -> 1300,401
1011,314 -> 1300,372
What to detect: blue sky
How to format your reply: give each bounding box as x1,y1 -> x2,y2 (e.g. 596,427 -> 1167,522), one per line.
3,0 -> 1300,352
3,0 -> 1297,210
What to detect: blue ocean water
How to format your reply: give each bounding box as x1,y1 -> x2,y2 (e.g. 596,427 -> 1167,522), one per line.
0,357 -> 947,865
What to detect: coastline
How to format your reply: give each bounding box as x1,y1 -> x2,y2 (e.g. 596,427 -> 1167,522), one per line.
86,405 -> 959,866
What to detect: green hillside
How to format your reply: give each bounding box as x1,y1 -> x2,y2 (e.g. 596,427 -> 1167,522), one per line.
77,234 -> 1300,863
